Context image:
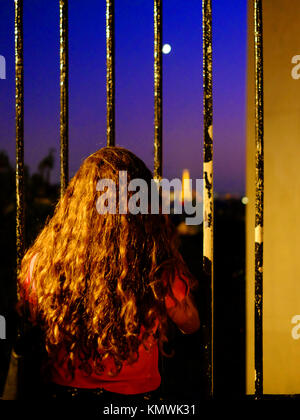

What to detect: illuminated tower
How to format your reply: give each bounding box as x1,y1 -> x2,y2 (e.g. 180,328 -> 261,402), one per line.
182,169 -> 192,202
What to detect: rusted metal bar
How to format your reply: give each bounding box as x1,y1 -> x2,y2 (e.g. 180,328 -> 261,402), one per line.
202,0 -> 214,398
60,0 -> 69,196
106,0 -> 115,147
15,0 -> 25,288
154,0 -> 162,179
254,0 -> 264,399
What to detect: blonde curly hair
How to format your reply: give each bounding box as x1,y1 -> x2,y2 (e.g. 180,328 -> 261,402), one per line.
18,146 -> 193,379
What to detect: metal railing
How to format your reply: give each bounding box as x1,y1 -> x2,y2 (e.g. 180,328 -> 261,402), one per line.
59,0 -> 69,197
254,0 -> 264,399
15,0 -> 24,298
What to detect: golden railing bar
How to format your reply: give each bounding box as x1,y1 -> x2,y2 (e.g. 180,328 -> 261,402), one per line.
106,0 -> 115,147
15,0 -> 25,286
254,0 -> 264,399
202,0 -> 214,398
154,0 -> 162,179
60,0 -> 69,196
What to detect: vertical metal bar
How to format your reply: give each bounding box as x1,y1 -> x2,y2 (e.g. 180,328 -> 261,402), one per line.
202,0 -> 214,398
60,0 -> 69,197
106,0 -> 115,147
15,0 -> 25,288
154,0 -> 165,391
254,0 -> 264,399
154,0 -> 162,180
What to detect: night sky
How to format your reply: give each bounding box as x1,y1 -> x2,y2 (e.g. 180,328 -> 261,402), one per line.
0,0 -> 247,195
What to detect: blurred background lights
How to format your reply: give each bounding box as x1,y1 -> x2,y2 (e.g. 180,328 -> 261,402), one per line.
241,196 -> 249,205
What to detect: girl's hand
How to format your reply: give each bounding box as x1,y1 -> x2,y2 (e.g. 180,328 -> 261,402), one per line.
166,292 -> 200,334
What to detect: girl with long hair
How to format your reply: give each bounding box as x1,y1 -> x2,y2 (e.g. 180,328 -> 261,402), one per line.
17,146 -> 200,401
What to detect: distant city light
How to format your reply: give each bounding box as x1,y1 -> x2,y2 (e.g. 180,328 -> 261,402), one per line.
241,196 -> 249,205
162,44 -> 171,54
182,169 -> 192,202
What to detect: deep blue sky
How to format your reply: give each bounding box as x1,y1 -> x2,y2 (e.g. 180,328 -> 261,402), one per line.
0,0 -> 247,195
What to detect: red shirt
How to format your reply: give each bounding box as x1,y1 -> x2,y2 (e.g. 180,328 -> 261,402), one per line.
24,254 -> 189,394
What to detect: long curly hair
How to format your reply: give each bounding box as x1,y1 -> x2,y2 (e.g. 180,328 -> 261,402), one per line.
17,146 -> 195,378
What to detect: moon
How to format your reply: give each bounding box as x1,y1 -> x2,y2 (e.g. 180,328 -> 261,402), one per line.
162,44 -> 172,54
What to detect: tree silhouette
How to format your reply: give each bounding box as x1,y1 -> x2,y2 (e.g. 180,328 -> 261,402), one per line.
37,148 -> 55,184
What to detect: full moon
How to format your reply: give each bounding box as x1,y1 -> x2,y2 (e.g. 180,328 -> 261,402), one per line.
162,44 -> 172,54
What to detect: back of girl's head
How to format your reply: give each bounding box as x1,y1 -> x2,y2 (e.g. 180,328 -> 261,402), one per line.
18,146 -> 192,377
